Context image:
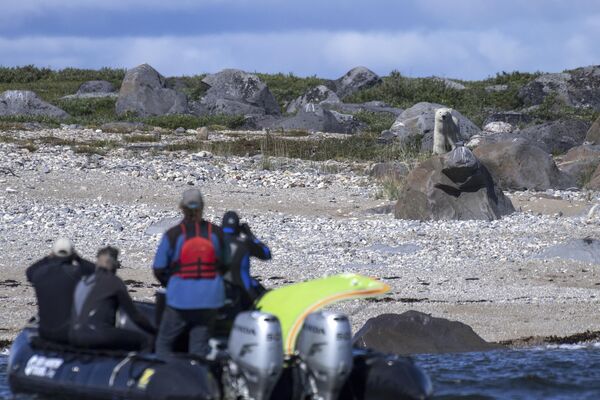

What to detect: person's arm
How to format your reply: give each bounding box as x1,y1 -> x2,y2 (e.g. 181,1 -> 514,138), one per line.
26,257 -> 49,282
241,224 -> 271,261
152,234 -> 173,286
73,254 -> 96,276
212,224 -> 230,274
116,280 -> 156,334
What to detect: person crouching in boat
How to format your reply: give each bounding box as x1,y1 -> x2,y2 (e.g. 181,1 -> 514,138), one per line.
26,238 -> 96,344
221,211 -> 271,310
69,246 -> 156,351
152,189 -> 229,358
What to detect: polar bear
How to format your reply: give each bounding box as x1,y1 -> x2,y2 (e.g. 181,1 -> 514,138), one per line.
432,108 -> 460,155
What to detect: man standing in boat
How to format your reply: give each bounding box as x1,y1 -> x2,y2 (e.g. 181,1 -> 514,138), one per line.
26,238 -> 96,344
152,188 -> 229,358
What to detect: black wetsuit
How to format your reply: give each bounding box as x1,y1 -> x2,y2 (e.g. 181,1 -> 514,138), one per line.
70,268 -> 156,351
26,254 -> 96,343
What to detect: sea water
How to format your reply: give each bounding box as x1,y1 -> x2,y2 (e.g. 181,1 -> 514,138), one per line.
2,345 -> 600,399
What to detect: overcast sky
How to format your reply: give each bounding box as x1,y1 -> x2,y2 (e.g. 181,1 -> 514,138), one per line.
1,0 -> 599,80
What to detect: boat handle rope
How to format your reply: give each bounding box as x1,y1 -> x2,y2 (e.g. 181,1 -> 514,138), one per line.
109,353 -> 136,387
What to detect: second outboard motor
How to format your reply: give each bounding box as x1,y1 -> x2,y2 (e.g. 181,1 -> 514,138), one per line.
296,311 -> 353,400
225,311 -> 283,400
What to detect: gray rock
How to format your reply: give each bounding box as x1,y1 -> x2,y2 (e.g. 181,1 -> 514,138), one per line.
516,119 -> 590,154
382,102 -> 480,151
77,80 -> 115,94
394,146 -> 514,221
145,216 -> 181,236
334,66 -> 381,99
485,84 -> 509,93
324,101 -> 403,117
586,115 -> 600,144
353,311 -> 503,355
473,139 -> 575,190
286,85 -> 340,114
553,145 -> 600,187
199,69 -> 280,116
0,90 -> 69,120
368,162 -> 410,181
431,77 -> 466,90
115,64 -> 188,117
589,164 -> 600,190
535,238 -> 600,265
518,66 -> 600,110
269,104 -> 362,134
483,111 -> 532,127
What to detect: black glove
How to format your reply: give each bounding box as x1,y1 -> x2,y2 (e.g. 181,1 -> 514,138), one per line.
240,223 -> 252,237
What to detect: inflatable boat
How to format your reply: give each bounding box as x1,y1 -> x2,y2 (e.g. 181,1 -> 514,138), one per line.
8,274 -> 433,400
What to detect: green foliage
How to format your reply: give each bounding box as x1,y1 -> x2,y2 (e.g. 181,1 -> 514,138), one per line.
528,93 -> 600,124
353,111 -> 397,133
144,114 -> 245,130
344,70 -> 541,127
165,75 -> 208,100
0,65 -> 125,83
57,97 -> 116,119
374,176 -> 405,200
256,73 -> 326,110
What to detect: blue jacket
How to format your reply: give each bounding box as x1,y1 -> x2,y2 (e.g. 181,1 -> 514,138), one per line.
152,220 -> 228,310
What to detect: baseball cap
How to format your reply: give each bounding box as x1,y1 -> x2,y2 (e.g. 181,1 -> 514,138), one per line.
52,238 -> 74,257
180,189 -> 204,210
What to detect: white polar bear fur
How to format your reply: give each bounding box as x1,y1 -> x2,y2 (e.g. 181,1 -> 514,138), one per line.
432,107 -> 460,155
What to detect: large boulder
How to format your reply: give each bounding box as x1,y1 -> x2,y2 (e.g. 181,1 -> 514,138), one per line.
474,119 -> 590,154
286,85 -> 340,114
382,102 -> 480,151
518,65 -> 600,110
586,116 -> 600,144
334,66 -> 381,99
324,100 -> 403,117
353,311 -> 503,355
116,64 -> 188,117
474,139 -> 575,190
0,90 -> 69,120
557,145 -> 600,186
77,80 -> 115,94
589,164 -> 600,190
394,146 -> 514,221
483,111 -> 532,126
269,104 -> 362,134
199,69 -> 280,116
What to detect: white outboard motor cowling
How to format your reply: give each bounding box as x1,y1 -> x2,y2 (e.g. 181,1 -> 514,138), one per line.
226,311 -> 283,400
296,311 -> 353,400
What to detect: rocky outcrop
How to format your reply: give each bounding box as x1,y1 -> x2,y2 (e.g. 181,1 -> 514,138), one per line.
557,145 -> 600,186
518,65 -> 600,110
334,66 -> 381,99
268,104 -> 362,134
394,146 -> 514,221
353,311 -> 503,355
286,85 -> 340,114
116,64 -> 188,117
586,116 -> 600,144
324,100 -> 403,117
382,102 -> 480,151
198,69 -> 280,116
431,77 -> 466,90
0,90 -> 69,120
589,164 -> 600,190
472,119 -> 589,155
78,80 -> 115,94
483,111 -> 532,126
474,139 -> 575,190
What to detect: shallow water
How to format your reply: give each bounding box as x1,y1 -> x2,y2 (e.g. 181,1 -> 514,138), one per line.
2,345 -> 600,399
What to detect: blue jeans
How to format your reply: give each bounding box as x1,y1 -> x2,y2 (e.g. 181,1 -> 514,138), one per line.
155,306 -> 216,358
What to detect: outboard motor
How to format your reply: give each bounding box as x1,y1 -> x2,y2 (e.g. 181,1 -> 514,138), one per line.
224,311 -> 283,400
296,311 -> 353,400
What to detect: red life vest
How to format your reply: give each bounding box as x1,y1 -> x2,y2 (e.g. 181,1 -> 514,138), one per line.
172,222 -> 218,280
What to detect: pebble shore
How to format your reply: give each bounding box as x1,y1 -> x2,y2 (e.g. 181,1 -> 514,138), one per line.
1,127 -> 599,343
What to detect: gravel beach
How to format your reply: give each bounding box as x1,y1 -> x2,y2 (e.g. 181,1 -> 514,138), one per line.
1,127 -> 599,344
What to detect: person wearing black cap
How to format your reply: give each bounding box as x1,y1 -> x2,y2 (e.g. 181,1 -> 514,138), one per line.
26,238 -> 96,344
152,189 -> 229,358
69,246 -> 156,351
221,211 -> 271,310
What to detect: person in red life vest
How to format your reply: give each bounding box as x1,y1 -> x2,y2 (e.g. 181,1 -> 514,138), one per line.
152,189 -> 229,357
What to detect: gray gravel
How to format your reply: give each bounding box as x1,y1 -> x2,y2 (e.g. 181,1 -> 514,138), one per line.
1,127 -> 600,343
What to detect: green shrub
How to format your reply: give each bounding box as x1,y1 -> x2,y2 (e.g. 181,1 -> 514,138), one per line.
256,73 -> 326,110
353,111 -> 397,133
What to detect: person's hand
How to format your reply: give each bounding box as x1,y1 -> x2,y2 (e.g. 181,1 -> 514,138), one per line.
241,223 -> 252,236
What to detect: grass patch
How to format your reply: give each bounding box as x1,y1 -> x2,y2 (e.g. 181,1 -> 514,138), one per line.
144,114 -> 245,130
374,176 -> 406,200
353,111 -> 397,133
344,70 -> 542,127
122,134 -> 161,143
